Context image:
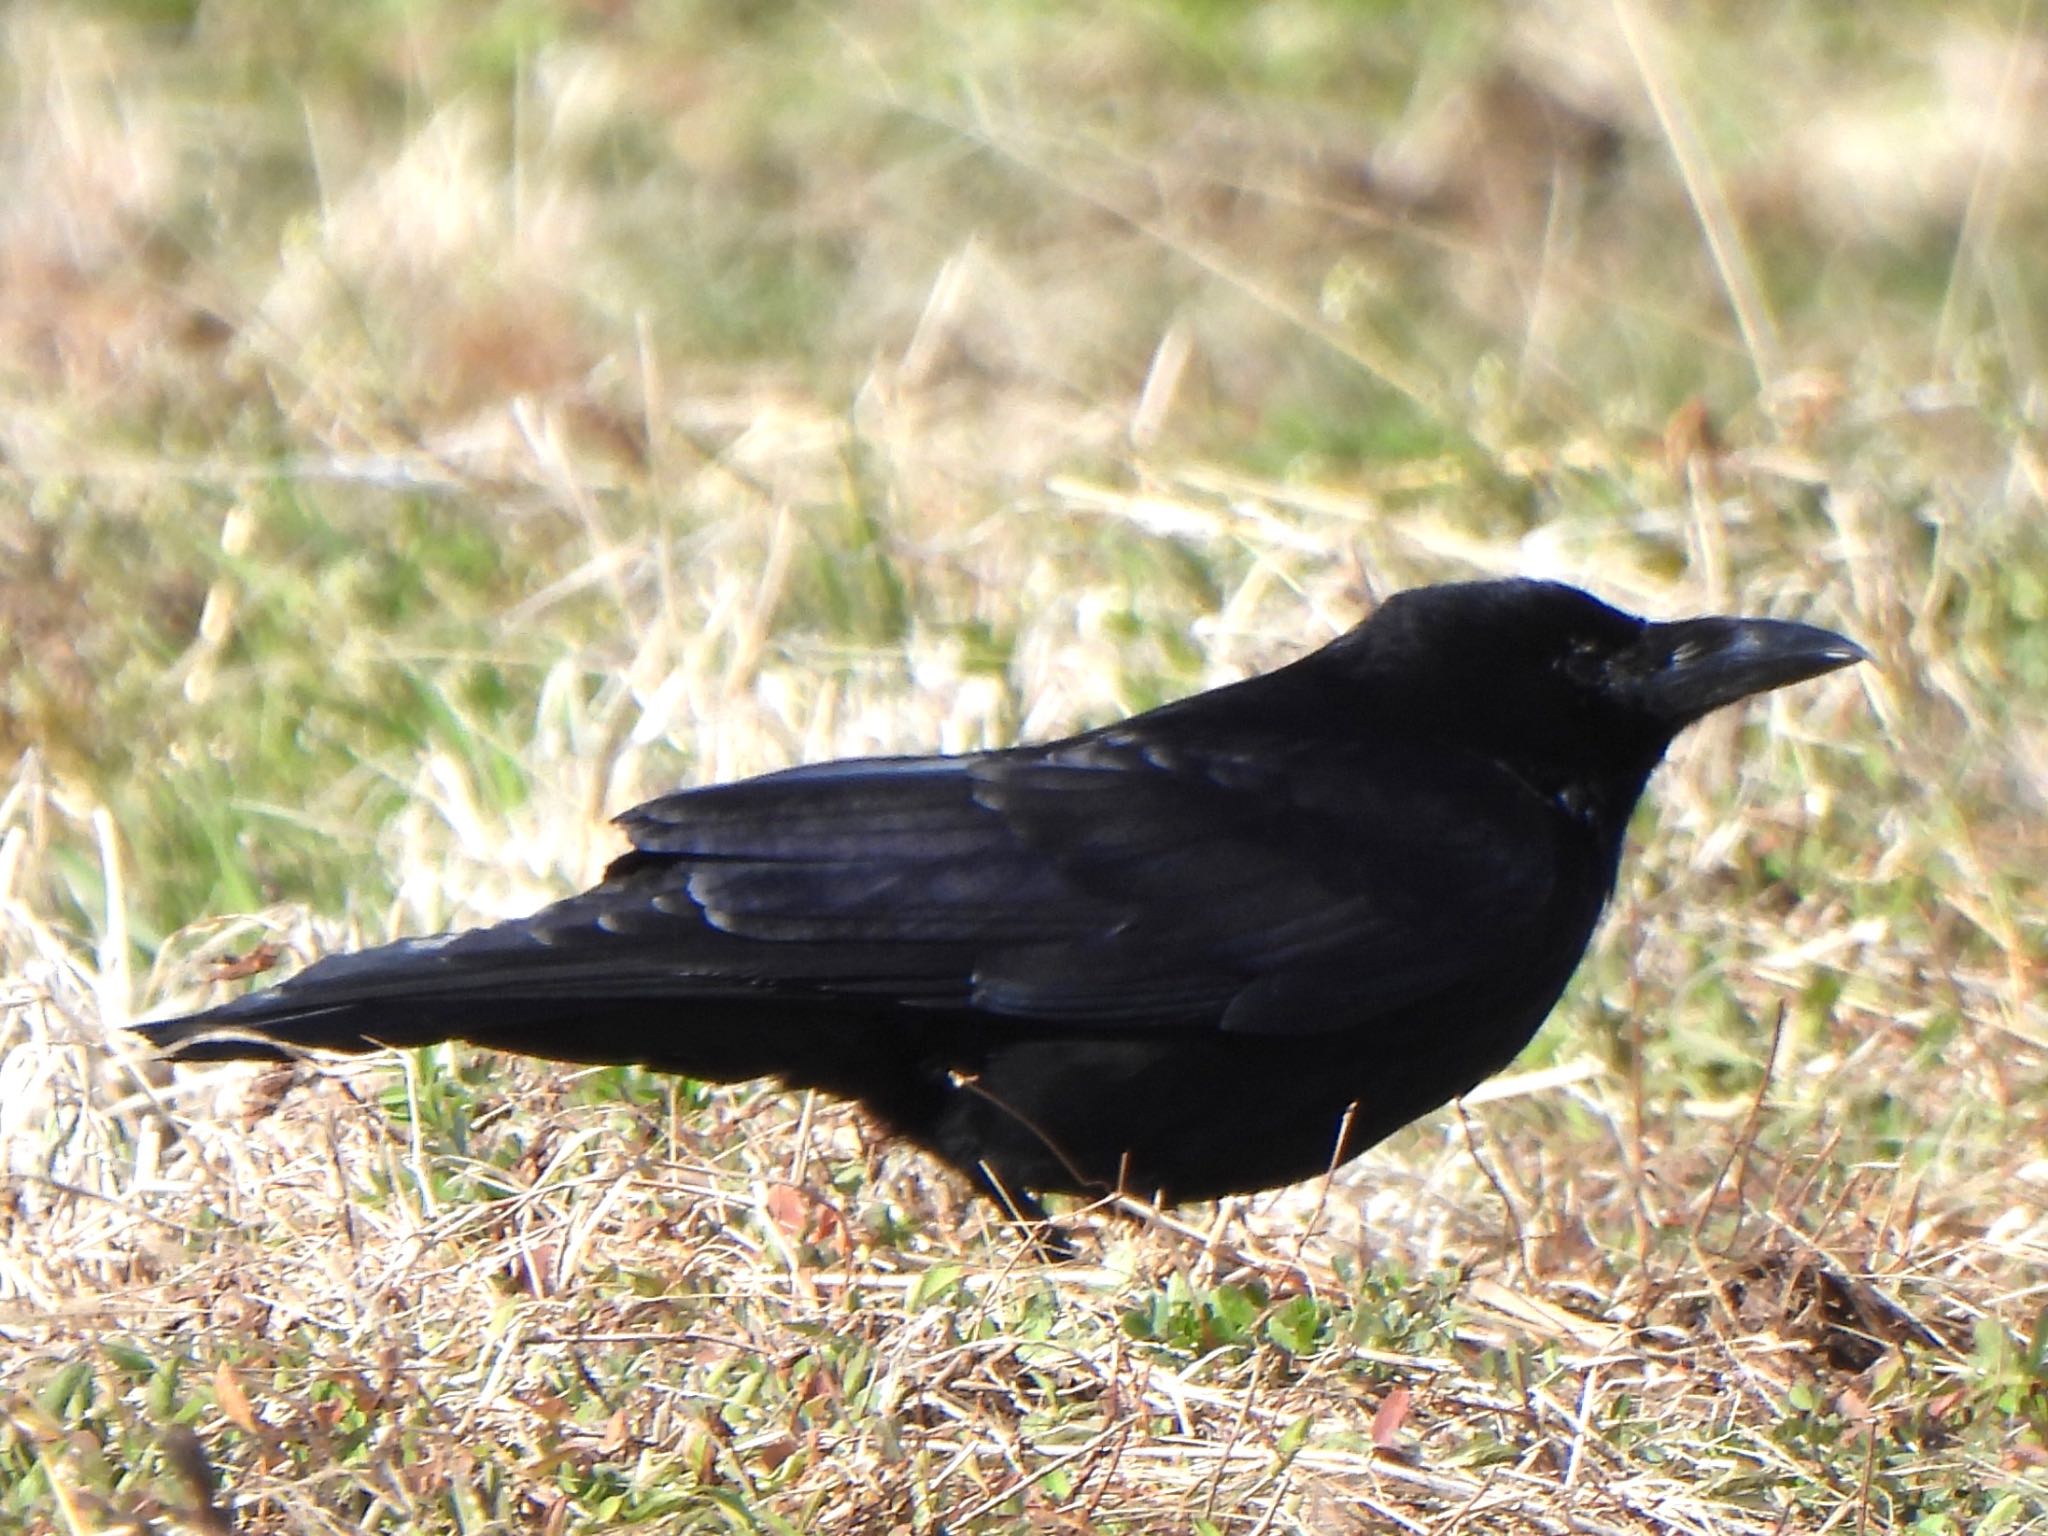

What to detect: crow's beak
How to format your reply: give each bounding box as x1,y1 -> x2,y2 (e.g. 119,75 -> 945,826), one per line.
1634,615 -> 1869,724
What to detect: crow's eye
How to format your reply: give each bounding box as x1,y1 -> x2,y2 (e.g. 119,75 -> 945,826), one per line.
1557,636 -> 1605,681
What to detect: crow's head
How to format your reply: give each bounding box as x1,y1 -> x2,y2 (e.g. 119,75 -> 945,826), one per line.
1339,578 -> 1866,817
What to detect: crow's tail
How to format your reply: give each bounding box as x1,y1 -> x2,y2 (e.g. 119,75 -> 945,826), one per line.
134,925 -> 595,1061
131,914 -> 886,1086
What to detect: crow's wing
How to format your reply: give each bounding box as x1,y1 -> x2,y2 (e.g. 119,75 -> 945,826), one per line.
598,733 -> 1565,1034
143,735 -> 1570,1054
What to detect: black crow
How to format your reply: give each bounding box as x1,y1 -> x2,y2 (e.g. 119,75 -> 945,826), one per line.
137,579 -> 1864,1220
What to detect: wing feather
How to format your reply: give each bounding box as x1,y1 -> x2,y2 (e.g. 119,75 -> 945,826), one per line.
582,737 -> 1561,1034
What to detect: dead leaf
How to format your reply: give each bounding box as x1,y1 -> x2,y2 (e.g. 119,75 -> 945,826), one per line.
213,1362 -> 261,1436
1372,1384 -> 1411,1450
1664,395 -> 1722,483
236,1064 -> 297,1127
519,1389 -> 571,1425
764,1183 -> 810,1241
206,944 -> 282,982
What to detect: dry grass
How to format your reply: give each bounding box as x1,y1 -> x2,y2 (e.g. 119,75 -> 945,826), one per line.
3,1 -> 2046,1531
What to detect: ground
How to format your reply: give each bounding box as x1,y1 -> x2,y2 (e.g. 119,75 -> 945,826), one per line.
1,2 -> 2045,1531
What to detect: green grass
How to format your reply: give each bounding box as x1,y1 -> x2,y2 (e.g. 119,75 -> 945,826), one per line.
2,0 -> 2046,1531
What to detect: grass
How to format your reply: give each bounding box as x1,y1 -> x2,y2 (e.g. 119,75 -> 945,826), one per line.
2,0 -> 2046,1530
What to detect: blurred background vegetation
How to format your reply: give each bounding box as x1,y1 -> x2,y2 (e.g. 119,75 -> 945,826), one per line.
1,1 -> 2044,1530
